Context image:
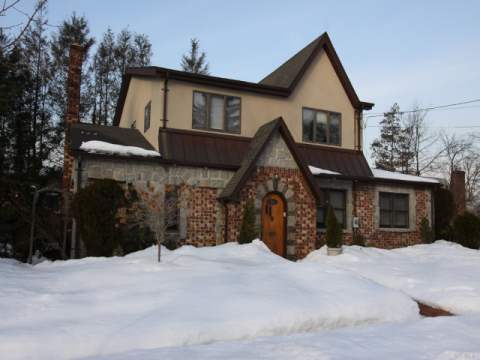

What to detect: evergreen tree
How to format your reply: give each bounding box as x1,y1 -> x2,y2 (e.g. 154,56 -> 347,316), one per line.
21,3 -> 60,176
326,206 -> 342,248
371,103 -> 403,172
181,38 -> 209,75
90,28 -> 152,125
238,199 -> 257,244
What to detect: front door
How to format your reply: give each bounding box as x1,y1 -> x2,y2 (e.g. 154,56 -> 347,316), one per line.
261,193 -> 286,257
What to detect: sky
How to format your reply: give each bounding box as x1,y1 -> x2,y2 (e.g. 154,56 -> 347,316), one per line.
8,0 -> 480,161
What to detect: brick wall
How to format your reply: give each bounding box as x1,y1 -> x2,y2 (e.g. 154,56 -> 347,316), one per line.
317,182 -> 432,249
224,166 -> 317,260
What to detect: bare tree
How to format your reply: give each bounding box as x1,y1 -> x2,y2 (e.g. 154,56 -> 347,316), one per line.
439,133 -> 472,177
402,105 -> 443,175
436,132 -> 480,212
127,185 -> 179,262
1,0 -> 47,50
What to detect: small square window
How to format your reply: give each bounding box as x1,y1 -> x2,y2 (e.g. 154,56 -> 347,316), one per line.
317,189 -> 346,229
144,101 -> 151,132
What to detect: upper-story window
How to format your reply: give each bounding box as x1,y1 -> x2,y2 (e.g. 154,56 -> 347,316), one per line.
302,107 -> 341,145
192,91 -> 241,133
144,101 -> 151,132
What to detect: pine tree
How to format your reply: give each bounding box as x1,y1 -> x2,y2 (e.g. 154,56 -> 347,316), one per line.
21,3 -> 60,176
91,28 -> 152,125
181,38 -> 209,75
238,199 -> 257,244
371,103 -> 403,171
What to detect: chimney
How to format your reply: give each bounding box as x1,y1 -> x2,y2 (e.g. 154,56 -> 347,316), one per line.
450,169 -> 466,216
63,44 -> 84,190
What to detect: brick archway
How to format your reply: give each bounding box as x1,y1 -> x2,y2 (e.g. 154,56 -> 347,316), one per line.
254,178 -> 297,259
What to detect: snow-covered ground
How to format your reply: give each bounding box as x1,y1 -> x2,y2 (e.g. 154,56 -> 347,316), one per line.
85,315 -> 480,360
1,240 -> 479,359
305,241 -> 480,314
0,241 -> 417,360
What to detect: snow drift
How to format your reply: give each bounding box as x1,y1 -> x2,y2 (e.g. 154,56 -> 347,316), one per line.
0,240 -> 417,360
305,240 -> 480,314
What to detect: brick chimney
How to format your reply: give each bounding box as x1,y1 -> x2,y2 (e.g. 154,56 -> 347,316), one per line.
450,169 -> 466,216
63,44 -> 84,190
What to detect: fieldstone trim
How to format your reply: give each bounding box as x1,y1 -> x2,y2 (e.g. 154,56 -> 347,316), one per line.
254,177 -> 297,258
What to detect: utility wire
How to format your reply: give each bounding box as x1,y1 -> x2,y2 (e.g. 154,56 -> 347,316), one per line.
365,98 -> 480,118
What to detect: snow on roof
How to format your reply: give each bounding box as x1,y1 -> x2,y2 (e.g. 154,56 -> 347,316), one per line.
80,140 -> 161,157
372,169 -> 439,184
308,165 -> 341,176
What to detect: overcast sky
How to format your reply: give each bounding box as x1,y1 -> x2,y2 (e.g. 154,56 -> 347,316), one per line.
11,0 -> 480,161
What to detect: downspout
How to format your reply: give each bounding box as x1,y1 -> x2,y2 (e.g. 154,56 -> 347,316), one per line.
223,201 -> 229,244
162,72 -> 169,129
70,155 -> 82,259
352,179 -> 358,239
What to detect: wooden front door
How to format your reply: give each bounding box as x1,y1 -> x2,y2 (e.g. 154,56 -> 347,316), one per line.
261,193 -> 286,257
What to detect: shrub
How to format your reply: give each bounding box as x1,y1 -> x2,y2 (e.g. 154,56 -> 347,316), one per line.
238,199 -> 257,244
72,179 -> 126,256
420,217 -> 434,244
326,206 -> 342,248
434,188 -> 455,240
452,212 -> 480,249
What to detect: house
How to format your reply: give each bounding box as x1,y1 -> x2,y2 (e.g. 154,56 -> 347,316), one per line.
64,33 -> 447,260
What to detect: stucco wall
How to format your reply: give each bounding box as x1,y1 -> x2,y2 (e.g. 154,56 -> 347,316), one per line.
119,49 -> 357,150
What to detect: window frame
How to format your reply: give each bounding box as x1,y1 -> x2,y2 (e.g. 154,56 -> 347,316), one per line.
302,107 -> 342,146
379,192 -> 409,229
144,101 -> 151,132
316,188 -> 347,230
192,90 -> 241,134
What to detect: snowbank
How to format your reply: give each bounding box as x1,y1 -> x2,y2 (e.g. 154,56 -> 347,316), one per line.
372,168 -> 439,183
305,241 -> 480,314
0,240 -> 418,360
80,140 -> 161,157
83,315 -> 480,360
308,165 -> 341,175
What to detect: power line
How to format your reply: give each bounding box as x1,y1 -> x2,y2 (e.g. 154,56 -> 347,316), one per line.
365,98 -> 480,118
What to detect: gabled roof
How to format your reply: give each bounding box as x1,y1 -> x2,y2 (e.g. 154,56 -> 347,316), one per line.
260,33 -> 373,110
218,117 -> 323,203
113,32 -> 373,126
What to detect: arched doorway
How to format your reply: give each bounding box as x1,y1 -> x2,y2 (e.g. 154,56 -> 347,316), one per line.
261,192 -> 286,257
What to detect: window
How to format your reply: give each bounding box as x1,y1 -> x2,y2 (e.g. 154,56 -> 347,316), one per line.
317,189 -> 346,229
144,101 -> 151,132
303,108 -> 341,145
379,192 -> 409,228
192,91 -> 241,133
165,186 -> 179,231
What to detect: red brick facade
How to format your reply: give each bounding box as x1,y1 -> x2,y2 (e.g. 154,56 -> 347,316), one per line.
180,174 -> 433,257
317,183 -> 432,249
